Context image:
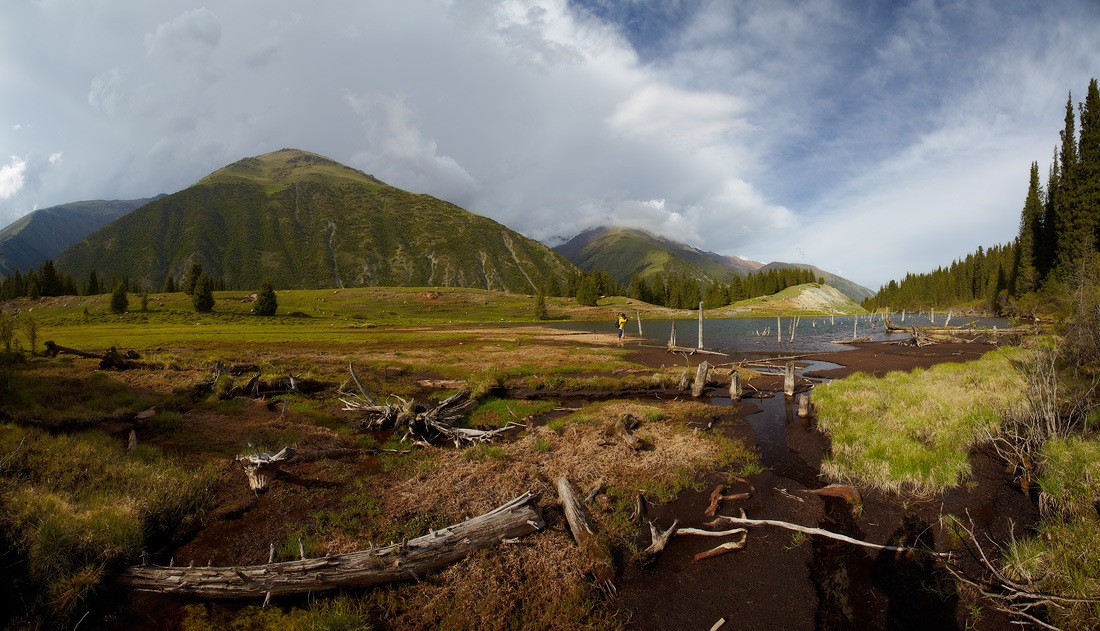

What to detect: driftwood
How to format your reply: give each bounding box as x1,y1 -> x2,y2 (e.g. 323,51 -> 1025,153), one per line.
43,341 -> 143,370
116,492 -> 544,598
704,477 -> 755,517
557,476 -> 615,592
634,519 -> 749,567
236,446 -> 296,492
808,484 -> 862,506
710,513 -> 949,557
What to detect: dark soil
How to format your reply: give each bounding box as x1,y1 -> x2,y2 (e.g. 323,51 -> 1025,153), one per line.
614,340 -> 1037,631
91,338 -> 1036,630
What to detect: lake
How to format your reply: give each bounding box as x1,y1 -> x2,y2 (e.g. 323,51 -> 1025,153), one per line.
552,312 -> 1013,355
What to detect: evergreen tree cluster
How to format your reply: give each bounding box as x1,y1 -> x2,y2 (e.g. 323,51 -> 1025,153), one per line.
865,78 -> 1100,314
628,267 -> 819,310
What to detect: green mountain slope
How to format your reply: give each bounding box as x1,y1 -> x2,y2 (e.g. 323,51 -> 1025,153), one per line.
55,149 -> 575,292
759,262 -> 874,303
716,283 -> 868,316
554,226 -> 762,284
0,197 -> 161,277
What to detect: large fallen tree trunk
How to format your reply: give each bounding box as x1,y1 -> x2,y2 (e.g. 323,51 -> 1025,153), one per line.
43,341 -> 144,370
557,476 -> 615,593
116,492 -> 544,598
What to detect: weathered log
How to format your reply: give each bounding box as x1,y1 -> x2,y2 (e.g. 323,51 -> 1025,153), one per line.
797,393 -> 812,418
116,492 -> 544,598
43,341 -> 143,370
783,361 -> 795,397
557,476 -> 615,592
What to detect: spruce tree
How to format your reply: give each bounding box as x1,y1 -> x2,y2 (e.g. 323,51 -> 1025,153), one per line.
110,282 -> 128,314
1054,93 -> 1088,278
183,262 -> 204,295
534,288 -> 548,320
1080,79 -> 1100,251
1016,163 -> 1043,295
253,278 -> 278,316
192,273 -> 215,313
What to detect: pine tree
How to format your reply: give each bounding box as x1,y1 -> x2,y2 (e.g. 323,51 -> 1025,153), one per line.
192,273 -> 215,312
534,288 -> 548,320
1016,162 -> 1043,294
1054,93 -> 1090,278
84,269 -> 101,296
253,278 -> 278,316
183,262 -> 204,295
1080,79 -> 1100,252
110,282 -> 128,314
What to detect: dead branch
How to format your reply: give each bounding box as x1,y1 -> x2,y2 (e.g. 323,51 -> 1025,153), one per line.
116,492 -> 544,598
941,512 -> 1100,629
704,477 -> 754,517
607,414 -> 643,451
634,520 -> 679,568
692,532 -> 748,562
711,513 -> 949,557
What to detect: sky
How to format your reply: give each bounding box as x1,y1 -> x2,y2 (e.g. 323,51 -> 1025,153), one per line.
2,1 -> 1098,290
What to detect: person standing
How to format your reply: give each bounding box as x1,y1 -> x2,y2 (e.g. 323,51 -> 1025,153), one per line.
617,313 -> 628,343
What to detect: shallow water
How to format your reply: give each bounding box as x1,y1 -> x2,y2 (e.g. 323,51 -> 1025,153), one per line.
552,313 -> 1011,354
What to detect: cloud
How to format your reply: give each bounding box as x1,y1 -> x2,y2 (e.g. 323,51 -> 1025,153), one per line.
144,8 -> 222,62
0,156 -> 27,200
1,0 -> 1098,289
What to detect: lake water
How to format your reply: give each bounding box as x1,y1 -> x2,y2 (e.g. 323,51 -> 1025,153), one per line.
552,312 -> 1013,355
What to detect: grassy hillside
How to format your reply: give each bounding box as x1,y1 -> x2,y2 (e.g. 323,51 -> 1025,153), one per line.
0,197 -> 160,277
761,261 -> 874,303
554,226 -> 760,285
55,149 -> 575,293
715,283 -> 868,316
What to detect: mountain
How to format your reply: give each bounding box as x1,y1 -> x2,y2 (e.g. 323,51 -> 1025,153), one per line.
0,197 -> 162,277
553,225 -> 872,302
55,149 -> 575,293
759,262 -> 874,303
553,226 -> 763,284
717,283 -> 867,316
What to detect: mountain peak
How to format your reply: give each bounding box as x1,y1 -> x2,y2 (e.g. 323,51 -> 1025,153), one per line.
197,148 -> 386,190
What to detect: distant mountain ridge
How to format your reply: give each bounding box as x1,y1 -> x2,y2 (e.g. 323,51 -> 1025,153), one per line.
0,197 -> 162,277
553,226 -> 762,282
554,226 -> 872,302
54,149 -> 575,293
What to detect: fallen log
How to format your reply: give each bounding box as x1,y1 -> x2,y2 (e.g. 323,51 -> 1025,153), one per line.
43,341 -> 144,370
557,476 -> 615,592
116,492 -> 544,598
704,477 -> 755,517
607,414 -> 643,451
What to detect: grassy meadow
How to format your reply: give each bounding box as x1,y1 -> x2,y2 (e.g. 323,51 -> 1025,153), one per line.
0,287 -> 755,628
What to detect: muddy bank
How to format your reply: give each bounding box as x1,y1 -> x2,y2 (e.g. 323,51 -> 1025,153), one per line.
615,339 -> 1035,631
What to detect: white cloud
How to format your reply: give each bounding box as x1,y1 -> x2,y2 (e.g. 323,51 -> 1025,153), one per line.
0,156 -> 27,199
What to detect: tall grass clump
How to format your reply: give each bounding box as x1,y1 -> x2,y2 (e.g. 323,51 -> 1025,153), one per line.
814,346 -> 1025,495
0,423 -> 217,620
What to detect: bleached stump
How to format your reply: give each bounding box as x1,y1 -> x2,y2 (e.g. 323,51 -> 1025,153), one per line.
797,393 -> 811,418
236,446 -> 296,493
783,362 -> 795,397
692,361 -> 711,397
729,371 -> 742,400
698,301 -> 704,350
557,477 -> 615,592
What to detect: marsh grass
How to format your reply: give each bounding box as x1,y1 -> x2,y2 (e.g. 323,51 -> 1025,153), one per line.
814,347 -> 1026,495
1002,516 -> 1100,629
0,423 -> 217,617
1036,435 -> 1100,517
466,398 -> 557,428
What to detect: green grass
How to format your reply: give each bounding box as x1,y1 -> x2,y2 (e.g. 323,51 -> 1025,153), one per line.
0,423 -> 217,617
1002,516 -> 1100,629
814,346 -> 1027,495
1037,434 -> 1100,518
466,398 -> 557,428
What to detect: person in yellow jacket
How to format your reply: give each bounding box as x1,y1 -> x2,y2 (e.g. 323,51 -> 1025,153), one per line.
616,313 -> 628,343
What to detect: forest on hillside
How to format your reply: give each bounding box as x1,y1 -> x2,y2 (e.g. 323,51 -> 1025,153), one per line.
864,78 -> 1100,316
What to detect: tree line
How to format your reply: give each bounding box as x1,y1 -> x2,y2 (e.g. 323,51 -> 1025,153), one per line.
864,78 -> 1100,314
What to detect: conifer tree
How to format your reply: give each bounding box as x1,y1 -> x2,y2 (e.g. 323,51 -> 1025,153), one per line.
1016,162 -> 1043,294
1054,93 -> 1089,278
253,278 -> 278,316
110,282 -> 128,314
192,272 -> 215,312
183,262 -> 204,295
1080,79 -> 1100,251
